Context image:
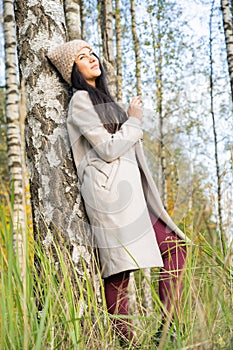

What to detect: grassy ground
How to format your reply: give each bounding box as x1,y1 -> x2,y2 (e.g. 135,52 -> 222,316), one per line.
0,203 -> 232,350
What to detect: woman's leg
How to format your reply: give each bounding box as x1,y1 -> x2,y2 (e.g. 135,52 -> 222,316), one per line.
104,271 -> 134,341
151,216 -> 187,318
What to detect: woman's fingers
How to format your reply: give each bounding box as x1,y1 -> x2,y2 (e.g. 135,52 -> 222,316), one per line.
127,96 -> 143,120
131,96 -> 142,104
130,96 -> 142,109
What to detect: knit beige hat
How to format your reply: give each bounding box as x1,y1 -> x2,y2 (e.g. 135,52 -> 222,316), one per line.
47,39 -> 91,85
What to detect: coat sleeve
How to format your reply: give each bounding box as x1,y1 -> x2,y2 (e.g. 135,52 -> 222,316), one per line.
67,90 -> 143,162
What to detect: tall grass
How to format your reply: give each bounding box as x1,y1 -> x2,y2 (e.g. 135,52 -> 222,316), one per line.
0,202 -> 232,349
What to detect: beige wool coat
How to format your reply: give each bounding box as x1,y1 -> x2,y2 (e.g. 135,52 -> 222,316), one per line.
67,90 -> 189,278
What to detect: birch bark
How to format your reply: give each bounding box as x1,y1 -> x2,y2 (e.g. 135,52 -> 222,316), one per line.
79,0 -> 85,40
210,1 -> 225,254
14,0 -> 91,272
64,0 -> 81,40
99,0 -> 116,97
148,0 -> 167,210
3,0 -> 25,263
130,0 -> 141,95
115,0 -> 122,102
221,0 -> 233,102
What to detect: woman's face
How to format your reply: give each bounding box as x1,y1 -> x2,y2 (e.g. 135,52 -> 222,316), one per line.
75,47 -> 101,86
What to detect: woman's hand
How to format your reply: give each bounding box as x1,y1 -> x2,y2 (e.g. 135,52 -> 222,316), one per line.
127,96 -> 142,121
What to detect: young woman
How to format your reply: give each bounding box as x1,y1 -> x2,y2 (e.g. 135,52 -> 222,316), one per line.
47,39 -> 189,347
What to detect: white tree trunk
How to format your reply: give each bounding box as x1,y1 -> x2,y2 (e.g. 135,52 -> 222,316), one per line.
99,0 -> 116,97
14,0 -> 91,273
221,0 -> 233,102
3,0 -> 25,264
130,0 -> 141,95
104,0 -> 114,64
115,0 -> 123,102
128,274 -> 141,329
142,268 -> 153,313
64,0 -> 81,40
79,0 -> 86,40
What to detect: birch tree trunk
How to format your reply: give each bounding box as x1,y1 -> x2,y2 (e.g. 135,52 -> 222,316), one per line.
115,0 -> 122,102
0,87 -> 10,199
98,0 -> 116,97
97,1 -> 103,58
210,1 -> 225,254
79,0 -> 85,40
130,0 -> 141,95
3,0 -> 25,264
149,0 -> 167,210
221,0 -> 233,103
156,5 -> 167,211
64,0 -> 81,40
14,0 -> 91,274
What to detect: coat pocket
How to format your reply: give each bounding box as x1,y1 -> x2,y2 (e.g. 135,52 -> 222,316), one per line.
102,159 -> 120,191
89,158 -> 120,191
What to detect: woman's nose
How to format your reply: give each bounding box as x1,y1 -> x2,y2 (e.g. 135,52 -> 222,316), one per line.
89,55 -> 96,62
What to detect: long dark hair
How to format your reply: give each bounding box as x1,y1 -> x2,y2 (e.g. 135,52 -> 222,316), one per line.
71,53 -> 127,134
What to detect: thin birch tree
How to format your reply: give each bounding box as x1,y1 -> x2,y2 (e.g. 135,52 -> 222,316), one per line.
64,0 -> 82,40
130,0 -> 141,95
3,0 -> 26,263
98,0 -> 116,96
148,0 -> 167,210
97,1 -> 103,57
0,88 -> 7,184
115,0 -> 123,102
3,1 -> 28,348
221,0 -> 233,103
80,0 -> 86,40
210,1 -> 226,254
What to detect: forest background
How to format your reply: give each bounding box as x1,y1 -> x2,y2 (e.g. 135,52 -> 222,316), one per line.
0,0 -> 232,349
